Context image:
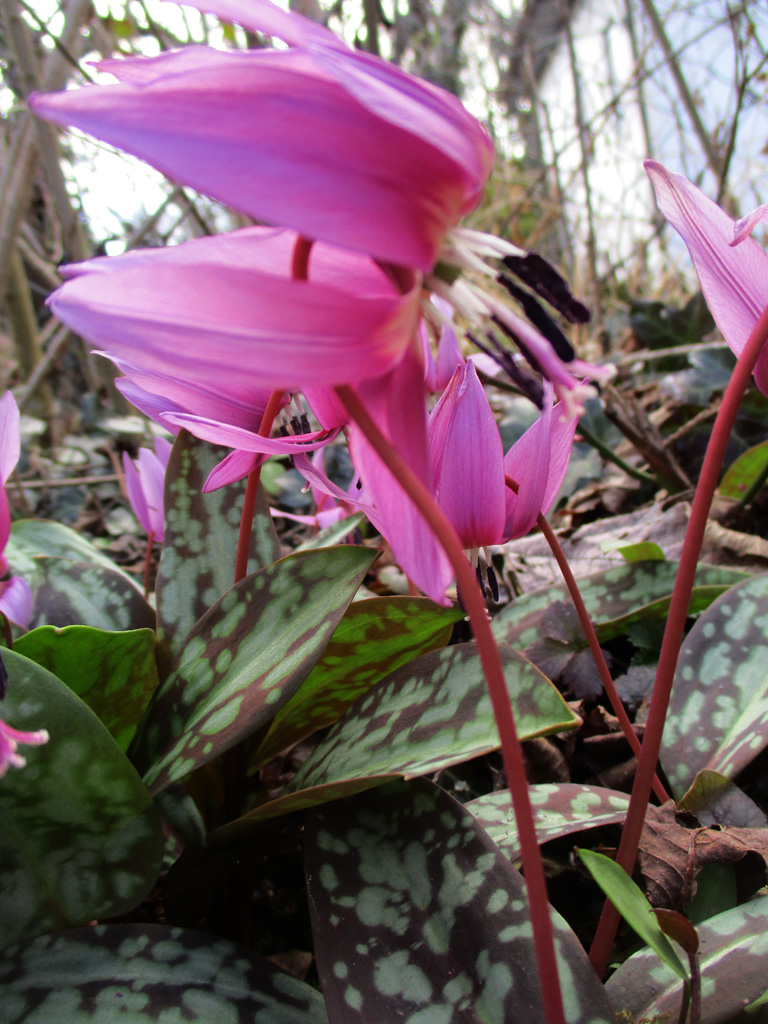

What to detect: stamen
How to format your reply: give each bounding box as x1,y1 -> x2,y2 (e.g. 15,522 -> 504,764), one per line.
498,274 -> 575,362
503,253 -> 591,324
467,331 -> 544,408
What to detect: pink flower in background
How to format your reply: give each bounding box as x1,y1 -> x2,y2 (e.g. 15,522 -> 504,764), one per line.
0,718 -> 49,777
270,448 -> 358,533
645,160 -> 768,393
0,394 -> 32,627
123,437 -> 173,542
29,0 -> 492,272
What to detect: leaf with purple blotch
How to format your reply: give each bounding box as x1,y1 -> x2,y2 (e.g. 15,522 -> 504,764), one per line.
661,573 -> 768,796
305,777 -> 613,1024
0,924 -> 328,1023
606,893 -> 768,1023
130,544 -> 375,794
250,596 -> 462,768
208,641 -> 578,842
27,558 -> 156,632
466,783 -> 630,861
155,430 -> 282,675
0,649 -> 163,950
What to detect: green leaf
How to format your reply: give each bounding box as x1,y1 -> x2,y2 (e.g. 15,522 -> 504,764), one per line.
131,545 -> 375,794
615,541 -> 665,563
155,431 -> 282,675
0,924 -> 329,1023
26,558 -> 156,632
305,778 -> 613,1024
251,596 -> 462,767
662,574 -> 768,796
466,784 -> 630,861
492,561 -> 748,651
14,626 -> 159,751
6,518 -> 139,584
719,439 -> 768,500
294,511 -> 366,551
606,894 -> 768,1023
0,650 -> 163,950
578,849 -> 688,981
210,641 -> 578,840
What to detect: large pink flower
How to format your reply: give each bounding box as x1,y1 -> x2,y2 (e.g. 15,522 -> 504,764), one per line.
29,0 -> 492,272
645,161 -> 768,393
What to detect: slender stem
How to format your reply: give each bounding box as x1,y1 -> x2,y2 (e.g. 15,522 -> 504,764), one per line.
143,530 -> 154,601
507,475 -> 669,802
335,382 -> 566,1024
589,302 -> 768,976
233,390 -> 284,585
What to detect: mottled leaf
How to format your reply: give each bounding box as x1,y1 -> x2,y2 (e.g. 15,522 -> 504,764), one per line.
131,545 -> 375,794
579,849 -> 688,980
15,626 -> 159,751
492,562 -> 749,651
294,512 -> 366,551
679,770 -> 768,828
466,783 -> 630,861
606,894 -> 768,1023
156,430 -> 282,674
25,558 -> 156,631
719,440 -> 768,500
210,642 -> 578,840
0,650 -> 163,950
305,777 -> 613,1024
0,924 -> 328,1023
6,518 -> 139,585
251,597 -> 462,767
661,574 -> 768,796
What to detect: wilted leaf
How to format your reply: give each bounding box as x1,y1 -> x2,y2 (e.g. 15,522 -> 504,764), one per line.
466,783 -> 629,861
679,770 -> 768,828
0,650 -> 163,950
209,641 -> 579,840
155,430 -> 282,674
0,924 -> 328,1023
661,574 -> 768,796
251,596 -> 462,767
526,601 -> 609,699
15,625 -> 159,751
306,777 -> 613,1024
639,801 -> 768,910
606,894 -> 768,1023
131,545 -> 375,794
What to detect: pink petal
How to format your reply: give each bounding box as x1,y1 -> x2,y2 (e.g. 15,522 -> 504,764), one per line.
48,228 -> 421,392
163,413 -> 341,456
0,714 -> 49,775
0,392 -> 20,486
0,576 -> 33,628
31,36 -> 490,270
645,161 -> 768,368
123,452 -> 151,535
204,450 -> 267,491
428,362 -> 506,548
732,203 -> 768,246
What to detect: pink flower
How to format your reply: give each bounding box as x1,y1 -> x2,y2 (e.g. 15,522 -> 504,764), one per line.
0,394 -> 32,627
0,717 -> 49,777
645,160 -> 768,393
29,0 -> 492,272
123,437 -> 173,542
270,448 -> 357,532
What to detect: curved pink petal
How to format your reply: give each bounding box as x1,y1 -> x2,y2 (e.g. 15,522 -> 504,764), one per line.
164,412 -> 341,456
732,203 -> 768,247
31,32 -> 491,270
0,392 -> 20,486
204,450 -> 267,492
0,576 -> 33,628
645,161 -> 768,371
0,713 -> 48,775
428,362 -> 505,548
48,228 -> 421,392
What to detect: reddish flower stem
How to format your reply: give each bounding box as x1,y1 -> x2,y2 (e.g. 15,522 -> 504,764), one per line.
233,389 -> 285,585
589,301 -> 768,976
335,382 -> 567,1024
508,477 -> 669,803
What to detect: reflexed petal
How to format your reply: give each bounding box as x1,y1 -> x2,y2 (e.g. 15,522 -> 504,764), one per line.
204,450 -> 266,491
732,203 -> 768,246
48,228 -> 421,391
31,28 -> 490,270
428,362 -> 505,548
162,413 -> 341,456
0,713 -> 49,775
645,161 -> 768,372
